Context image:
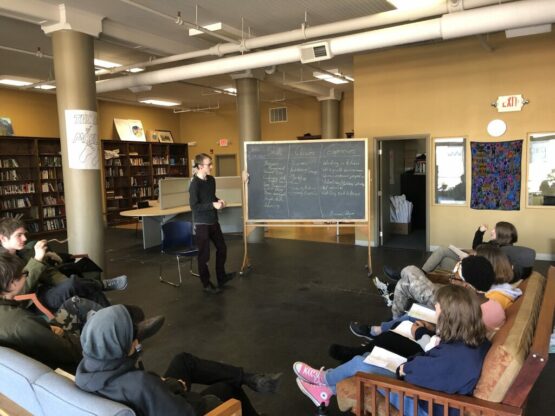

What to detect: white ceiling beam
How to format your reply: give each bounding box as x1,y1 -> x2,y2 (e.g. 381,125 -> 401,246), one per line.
0,0 -> 58,24
41,4 -> 103,38
102,20 -> 192,55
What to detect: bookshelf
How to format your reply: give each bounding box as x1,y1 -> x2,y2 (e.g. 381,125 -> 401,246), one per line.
101,140 -> 189,225
0,136 -> 65,234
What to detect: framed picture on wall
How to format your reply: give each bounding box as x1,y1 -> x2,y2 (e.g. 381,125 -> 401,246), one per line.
157,130 -> 174,143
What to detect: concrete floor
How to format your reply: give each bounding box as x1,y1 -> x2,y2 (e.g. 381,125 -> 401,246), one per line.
102,228 -> 553,416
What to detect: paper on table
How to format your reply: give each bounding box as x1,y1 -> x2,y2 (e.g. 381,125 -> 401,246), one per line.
407,304 -> 437,324
363,346 -> 407,373
448,244 -> 469,259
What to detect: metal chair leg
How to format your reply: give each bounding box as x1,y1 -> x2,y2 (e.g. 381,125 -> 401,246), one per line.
159,254 -> 183,287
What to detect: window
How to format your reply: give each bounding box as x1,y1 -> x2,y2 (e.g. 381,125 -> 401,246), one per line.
434,137 -> 466,205
527,133 -> 555,207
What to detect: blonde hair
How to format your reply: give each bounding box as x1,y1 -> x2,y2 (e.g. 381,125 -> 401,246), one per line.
436,285 -> 487,347
475,245 -> 514,284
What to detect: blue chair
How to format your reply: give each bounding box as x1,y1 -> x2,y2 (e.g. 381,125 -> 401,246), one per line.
160,221 -> 199,287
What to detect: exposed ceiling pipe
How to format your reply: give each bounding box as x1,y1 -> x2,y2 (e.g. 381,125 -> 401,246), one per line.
117,0 -> 241,44
0,44 -> 52,59
97,0 -> 555,94
93,0 -> 513,78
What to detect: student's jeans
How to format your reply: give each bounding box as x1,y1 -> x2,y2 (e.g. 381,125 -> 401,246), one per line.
164,352 -> 259,416
195,223 -> 228,287
37,275 -> 110,311
324,353 -> 396,394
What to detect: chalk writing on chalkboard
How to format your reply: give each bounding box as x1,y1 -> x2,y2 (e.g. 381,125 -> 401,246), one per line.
245,139 -> 367,221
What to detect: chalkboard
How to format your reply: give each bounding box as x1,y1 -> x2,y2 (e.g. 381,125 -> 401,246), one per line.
245,139 -> 367,221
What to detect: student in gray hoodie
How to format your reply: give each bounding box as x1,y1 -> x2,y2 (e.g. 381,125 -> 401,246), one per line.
75,305 -> 281,416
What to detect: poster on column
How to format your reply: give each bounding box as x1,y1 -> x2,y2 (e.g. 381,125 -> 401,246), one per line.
65,109 -> 100,170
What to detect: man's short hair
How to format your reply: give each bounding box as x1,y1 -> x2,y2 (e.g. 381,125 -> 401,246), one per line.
0,252 -> 25,293
0,218 -> 25,239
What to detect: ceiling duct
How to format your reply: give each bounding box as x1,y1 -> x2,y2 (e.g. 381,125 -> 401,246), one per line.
299,41 -> 333,64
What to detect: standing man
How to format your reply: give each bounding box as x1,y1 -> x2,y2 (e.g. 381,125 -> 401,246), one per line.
189,153 -> 235,294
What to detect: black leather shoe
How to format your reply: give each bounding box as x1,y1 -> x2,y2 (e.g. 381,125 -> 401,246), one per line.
383,265 -> 402,281
218,272 -> 236,288
136,315 -> 165,341
203,284 -> 222,294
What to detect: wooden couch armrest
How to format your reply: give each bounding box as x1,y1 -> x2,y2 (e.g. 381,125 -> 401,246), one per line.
353,372 -> 521,416
205,398 -> 241,416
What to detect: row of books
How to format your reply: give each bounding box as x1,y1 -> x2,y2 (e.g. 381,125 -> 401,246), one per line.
1,197 -> 33,209
41,182 -> 63,192
43,206 -> 65,217
105,158 -> 123,166
0,183 -> 35,195
40,169 -> 60,179
0,169 -> 20,181
129,158 -> 150,166
43,195 -> 64,205
106,167 -> 125,177
131,187 -> 152,198
40,156 -> 62,167
1,158 -> 19,168
154,167 -> 167,175
44,218 -> 66,231
153,156 -> 169,164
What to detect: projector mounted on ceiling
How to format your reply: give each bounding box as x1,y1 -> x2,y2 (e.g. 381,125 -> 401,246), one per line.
299,41 -> 333,64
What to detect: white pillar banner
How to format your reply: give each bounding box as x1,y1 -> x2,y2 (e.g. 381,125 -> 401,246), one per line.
65,109 -> 99,170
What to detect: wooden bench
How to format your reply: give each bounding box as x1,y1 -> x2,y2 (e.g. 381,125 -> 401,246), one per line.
336,266 -> 554,416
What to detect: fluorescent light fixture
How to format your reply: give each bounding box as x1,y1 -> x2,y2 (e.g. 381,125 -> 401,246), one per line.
139,99 -> 181,107
0,76 -> 38,87
34,84 -> 56,90
188,22 -> 244,42
387,0 -> 440,10
94,58 -> 121,69
223,87 -> 237,94
313,69 -> 353,85
127,67 -> 145,73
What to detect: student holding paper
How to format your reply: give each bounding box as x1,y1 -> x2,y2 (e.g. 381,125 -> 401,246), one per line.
293,285 -> 491,411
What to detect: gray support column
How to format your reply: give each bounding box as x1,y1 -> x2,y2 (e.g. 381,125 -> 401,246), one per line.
51,30 -> 104,267
235,76 -> 264,243
320,99 -> 340,139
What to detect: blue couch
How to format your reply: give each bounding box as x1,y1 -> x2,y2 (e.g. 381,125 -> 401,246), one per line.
0,346 -> 134,416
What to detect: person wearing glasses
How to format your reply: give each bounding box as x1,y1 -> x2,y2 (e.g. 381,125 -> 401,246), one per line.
189,153 -> 235,294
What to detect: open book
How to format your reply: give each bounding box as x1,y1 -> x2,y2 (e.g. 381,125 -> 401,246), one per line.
407,303 -> 437,324
448,244 -> 469,260
363,346 -> 407,373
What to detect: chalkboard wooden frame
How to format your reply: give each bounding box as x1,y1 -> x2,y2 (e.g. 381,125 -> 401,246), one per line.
244,138 -> 368,222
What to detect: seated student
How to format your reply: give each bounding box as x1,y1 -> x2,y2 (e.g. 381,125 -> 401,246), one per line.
75,305 -> 282,416
294,285 -> 491,412
0,252 -> 162,373
0,218 -> 127,312
382,221 -> 521,283
331,256 -> 502,363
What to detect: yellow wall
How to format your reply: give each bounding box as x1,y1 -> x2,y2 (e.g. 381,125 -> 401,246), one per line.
0,89 -> 181,140
97,100 -> 180,140
261,97 -> 320,141
354,31 -> 555,255
0,89 -> 59,137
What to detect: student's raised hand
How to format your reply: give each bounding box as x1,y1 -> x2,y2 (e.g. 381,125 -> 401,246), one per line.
212,201 -> 223,210
479,224 -> 488,232
34,240 -> 48,262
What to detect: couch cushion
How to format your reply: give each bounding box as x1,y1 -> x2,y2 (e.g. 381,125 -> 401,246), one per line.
473,272 -> 545,402
0,346 -> 48,416
33,371 -> 135,416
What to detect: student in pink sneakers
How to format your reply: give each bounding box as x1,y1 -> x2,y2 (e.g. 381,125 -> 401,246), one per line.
293,285 -> 490,411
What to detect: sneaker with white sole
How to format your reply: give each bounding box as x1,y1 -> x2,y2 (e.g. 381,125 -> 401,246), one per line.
293,362 -> 326,385
102,275 -> 128,291
349,321 -> 373,341
382,292 -> 394,307
372,276 -> 390,296
296,378 -> 332,407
